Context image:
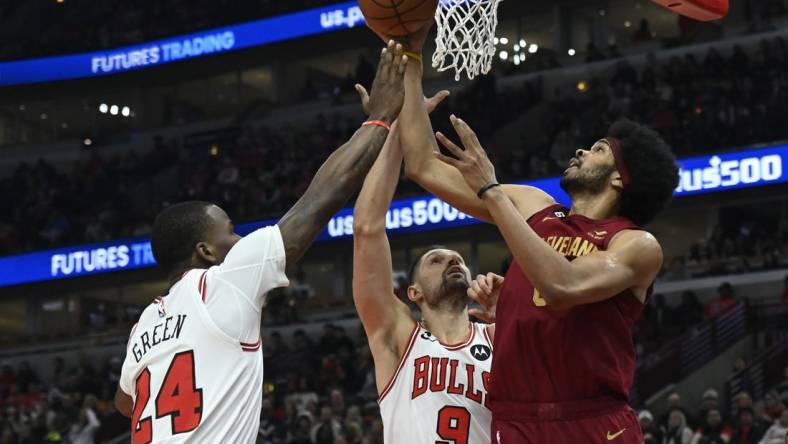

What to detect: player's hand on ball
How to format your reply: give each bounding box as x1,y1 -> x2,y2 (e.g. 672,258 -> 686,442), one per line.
358,40 -> 408,123
468,272 -> 503,323
406,19 -> 434,53
435,115 -> 498,196
365,19 -> 433,54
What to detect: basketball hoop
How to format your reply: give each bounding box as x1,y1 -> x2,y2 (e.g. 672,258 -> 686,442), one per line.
432,0 -> 503,81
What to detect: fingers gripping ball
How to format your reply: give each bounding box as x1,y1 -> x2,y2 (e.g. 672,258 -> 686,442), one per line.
359,0 -> 439,38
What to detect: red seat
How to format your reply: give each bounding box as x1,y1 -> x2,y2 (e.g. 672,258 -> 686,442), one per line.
650,0 -> 729,21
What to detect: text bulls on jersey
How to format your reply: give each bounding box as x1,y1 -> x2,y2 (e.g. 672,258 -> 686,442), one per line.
411,356 -> 491,408
131,314 -> 187,363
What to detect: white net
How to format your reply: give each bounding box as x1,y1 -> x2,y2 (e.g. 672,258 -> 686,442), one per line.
432,0 -> 503,81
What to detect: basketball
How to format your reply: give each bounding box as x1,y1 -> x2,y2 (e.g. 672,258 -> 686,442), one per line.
359,0 -> 439,38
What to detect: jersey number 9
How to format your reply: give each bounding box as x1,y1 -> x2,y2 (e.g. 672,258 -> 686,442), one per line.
436,405 -> 471,444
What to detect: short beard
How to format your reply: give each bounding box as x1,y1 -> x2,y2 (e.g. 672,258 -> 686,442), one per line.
560,164 -> 616,195
424,276 -> 470,312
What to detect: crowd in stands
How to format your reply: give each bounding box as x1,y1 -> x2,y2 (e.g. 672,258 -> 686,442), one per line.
635,275 -> 788,360
3,33 -> 788,257
531,35 -> 788,179
0,0 -> 344,61
0,324 -> 389,443
637,368 -> 788,444
0,356 -> 130,443
0,138 -> 177,254
661,217 -> 788,282
0,314 -> 786,444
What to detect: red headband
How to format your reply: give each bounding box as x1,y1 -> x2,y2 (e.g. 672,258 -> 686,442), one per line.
606,137 -> 630,187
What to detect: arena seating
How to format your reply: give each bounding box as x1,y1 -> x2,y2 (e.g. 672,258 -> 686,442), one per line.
2,33 -> 788,257
0,294 -> 784,443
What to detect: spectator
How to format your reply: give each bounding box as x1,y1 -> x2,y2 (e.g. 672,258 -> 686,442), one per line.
759,410 -> 788,444
641,410 -> 664,443
705,283 -> 738,319
67,403 -> 100,444
263,331 -> 288,378
334,326 -> 355,354
734,357 -> 755,395
288,414 -> 314,444
364,418 -> 384,444
633,19 -> 655,42
700,389 -> 722,423
664,408 -> 694,444
764,391 -> 786,422
661,392 -> 697,430
693,408 -> 733,444
0,364 -> 15,394
734,392 -> 756,419
585,42 -> 606,62
344,404 -> 363,442
318,324 -> 340,356
258,398 -> 284,444
777,367 -> 788,404
311,403 -> 342,444
677,291 -> 705,330
732,407 -> 766,444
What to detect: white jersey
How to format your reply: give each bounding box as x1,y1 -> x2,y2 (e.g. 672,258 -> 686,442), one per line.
379,322 -> 493,444
120,226 -> 288,444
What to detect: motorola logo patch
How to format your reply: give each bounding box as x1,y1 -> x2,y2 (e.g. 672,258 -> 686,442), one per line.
470,344 -> 491,361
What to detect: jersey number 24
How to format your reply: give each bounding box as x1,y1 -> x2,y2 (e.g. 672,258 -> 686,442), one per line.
132,351 -> 203,444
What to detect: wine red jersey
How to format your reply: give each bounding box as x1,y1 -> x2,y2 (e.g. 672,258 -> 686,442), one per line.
490,204 -> 648,411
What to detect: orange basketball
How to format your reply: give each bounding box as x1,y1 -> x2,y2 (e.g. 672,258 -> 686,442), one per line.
359,0 -> 439,38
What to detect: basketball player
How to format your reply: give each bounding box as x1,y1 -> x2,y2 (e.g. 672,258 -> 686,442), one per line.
351,93 -> 502,443
112,41 -> 410,443
396,40 -> 679,443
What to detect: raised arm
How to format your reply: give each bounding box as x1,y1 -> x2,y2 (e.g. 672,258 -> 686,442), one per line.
436,117 -> 663,310
352,122 -> 415,370
399,54 -> 554,223
278,41 -> 408,264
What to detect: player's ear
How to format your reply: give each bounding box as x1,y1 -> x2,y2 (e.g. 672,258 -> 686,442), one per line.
611,172 -> 625,192
195,242 -> 219,266
407,285 -> 421,303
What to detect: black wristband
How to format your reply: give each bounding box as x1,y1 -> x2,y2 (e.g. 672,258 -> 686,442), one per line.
477,182 -> 501,199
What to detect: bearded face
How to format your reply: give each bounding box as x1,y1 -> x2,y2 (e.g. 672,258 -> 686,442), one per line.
412,249 -> 471,311
560,162 -> 616,194
560,141 -> 618,195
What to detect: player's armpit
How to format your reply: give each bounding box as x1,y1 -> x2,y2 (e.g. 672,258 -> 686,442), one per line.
114,385 -> 133,417
546,230 -> 663,309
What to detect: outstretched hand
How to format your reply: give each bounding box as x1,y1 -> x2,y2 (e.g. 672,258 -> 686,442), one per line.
467,272 -> 504,323
435,115 -> 498,195
359,40 -> 409,123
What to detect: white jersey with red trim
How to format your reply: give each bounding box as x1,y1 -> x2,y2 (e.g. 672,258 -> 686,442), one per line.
119,226 -> 288,443
379,322 -> 493,444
